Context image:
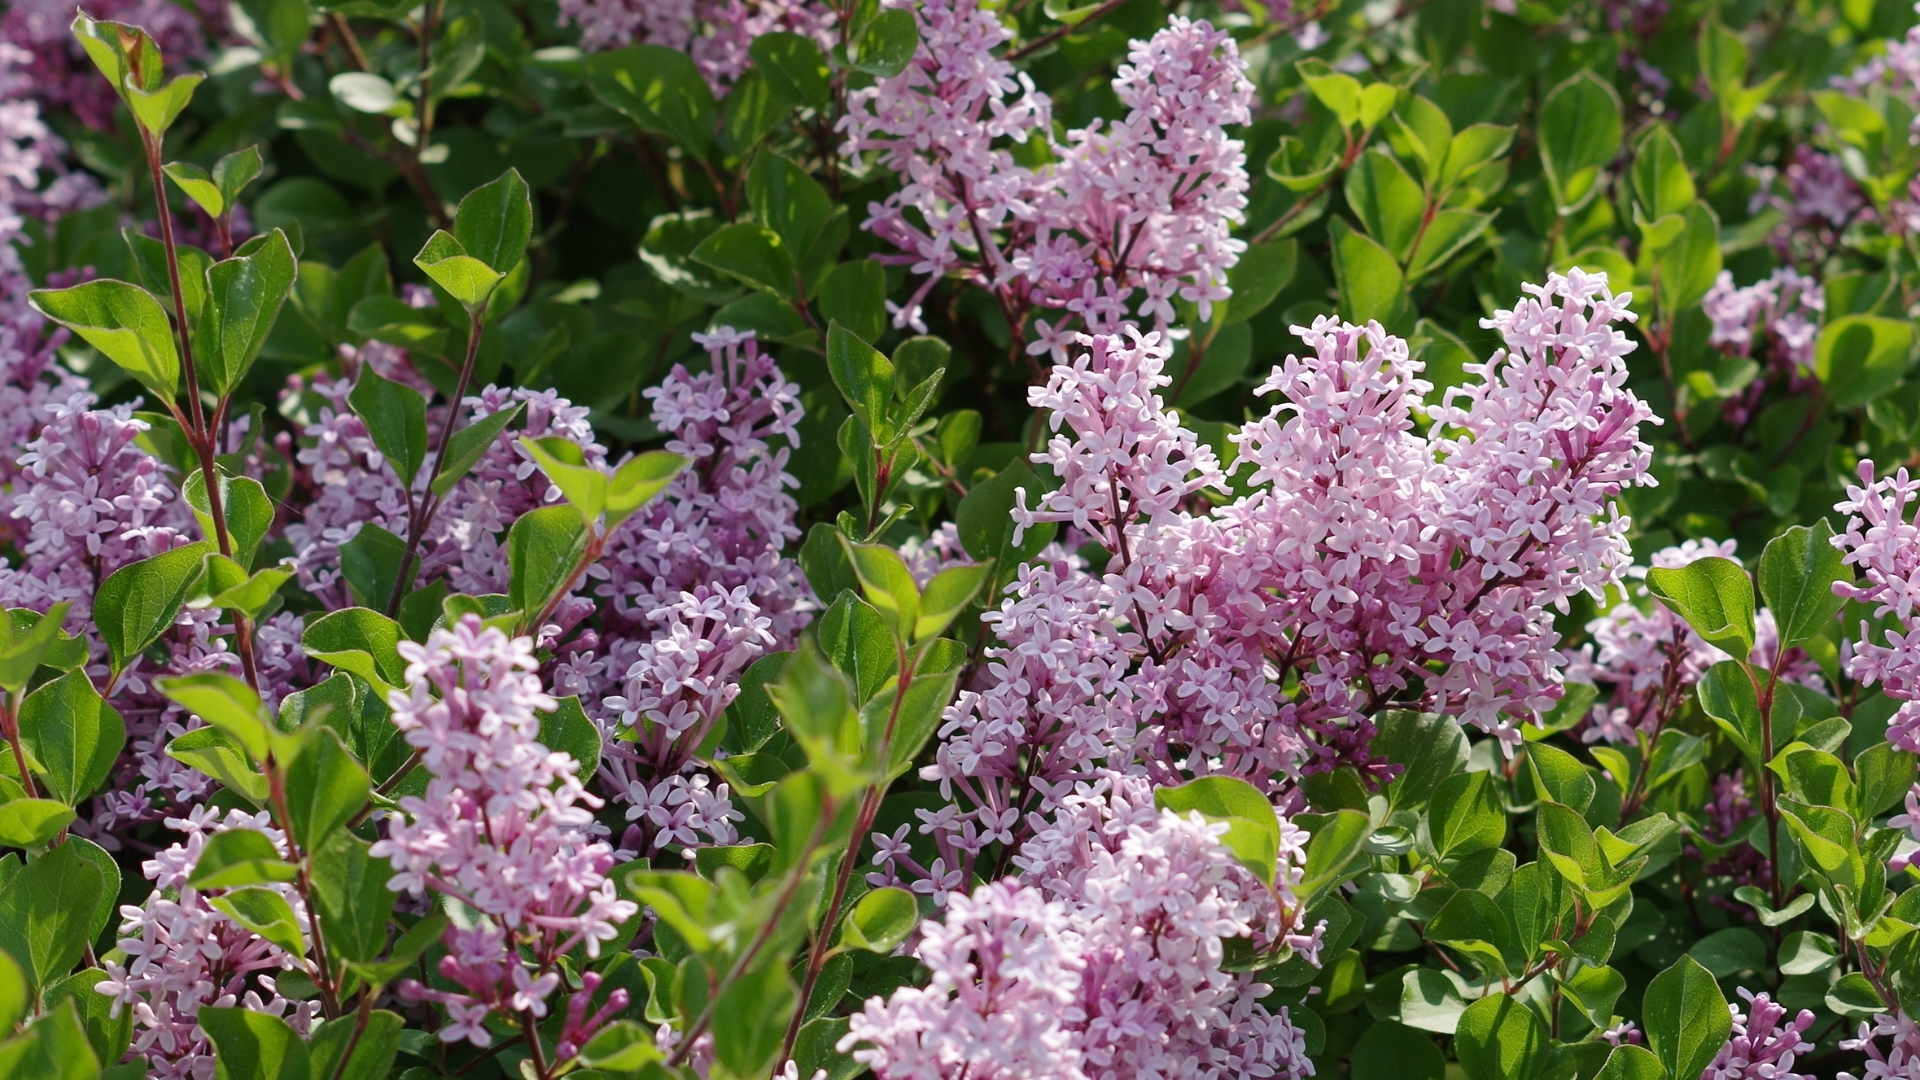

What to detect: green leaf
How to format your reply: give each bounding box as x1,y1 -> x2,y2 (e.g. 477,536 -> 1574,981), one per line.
212,146 -> 265,210
184,470 -> 275,568
711,962 -> 796,1078
1858,741 -> 1919,817
1593,1044 -> 1665,1080
848,7 -> 919,77
95,543 -> 215,676
1348,1020 -> 1444,1080
166,728 -> 270,804
46,968 -> 131,1069
346,296 -> 447,354
0,948 -> 26,1031
162,161 -> 228,219
209,888 -> 305,956
827,320 -> 894,429
156,672 -> 272,763
607,451 -> 686,527
1454,992 -> 1547,1080
0,799 -> 75,848
1440,124 -> 1514,191
303,608 -> 408,693
45,834 -> 120,933
1422,770 -> 1506,859
0,604 -> 76,696
28,280 -> 180,401
1153,779 -> 1286,887
1631,125 -> 1696,221
1759,520 -> 1851,649
452,168 -> 532,276
693,223 -> 796,299
1345,150 -> 1426,260
199,1007 -> 310,1080
1642,956 -> 1731,1080
1298,808 -> 1372,898
538,697 -> 602,784
765,640 -> 864,797
126,72 -> 204,138
818,260 -> 888,344
1698,660 -> 1772,763
1698,21 -> 1748,97
71,12 -> 163,98
915,563 -> 990,642
208,564 -> 295,620
307,1010 -> 401,1080
430,402 -> 523,498
748,154 -> 833,260
1827,972 -> 1891,1018
281,727 -> 369,851
1527,743 -> 1596,815
122,230 -> 210,338
586,44 -> 716,154
1817,315 -> 1915,409
1389,95 -> 1454,180
579,1020 -> 664,1071
189,828 -> 297,890
196,228 -> 297,395
308,832 -> 396,964
0,843 -> 104,991
1536,800 -> 1602,886
337,525 -> 409,613
17,672 -> 124,806
841,540 -> 920,640
863,643 -> 961,782
519,437 -> 608,520
956,459 -> 1055,573
1223,240 -> 1297,325
750,32 -> 830,111
413,231 -> 504,313
1296,60 -> 1364,127
1689,926 -> 1766,978
1646,556 -> 1756,660
3,999 -> 99,1080
1405,209 -> 1492,282
1646,202 -> 1723,314
1538,71 -> 1622,212
347,368 -> 429,485
507,505 -> 590,626
839,886 -> 919,952
1329,217 -> 1403,325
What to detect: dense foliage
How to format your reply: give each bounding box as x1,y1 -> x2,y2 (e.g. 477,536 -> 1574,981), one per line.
0,0 -> 1916,1078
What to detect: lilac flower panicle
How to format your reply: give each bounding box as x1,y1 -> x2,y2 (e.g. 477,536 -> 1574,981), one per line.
370,616 -> 637,1042
1703,990 -> 1816,1080
843,7 -> 1252,352
1832,461 -> 1920,753
850,773 -> 1318,1080
98,808 -> 318,1080
1841,1010 -> 1920,1080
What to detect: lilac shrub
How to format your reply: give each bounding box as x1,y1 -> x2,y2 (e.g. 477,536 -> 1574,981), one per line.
0,2 -> 1914,1080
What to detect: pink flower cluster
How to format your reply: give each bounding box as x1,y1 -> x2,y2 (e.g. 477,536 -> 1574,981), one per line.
1749,148 -> 1867,264
849,773 -> 1318,1080
1831,460 -> 1920,753
98,806 -> 319,1080
1564,539 -> 1822,747
842,6 -> 1253,354
1701,268 -> 1824,426
1704,990 -> 1816,1080
908,271 -> 1654,879
372,616 -> 638,1043
1842,1011 -> 1920,1080
553,0 -> 836,92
